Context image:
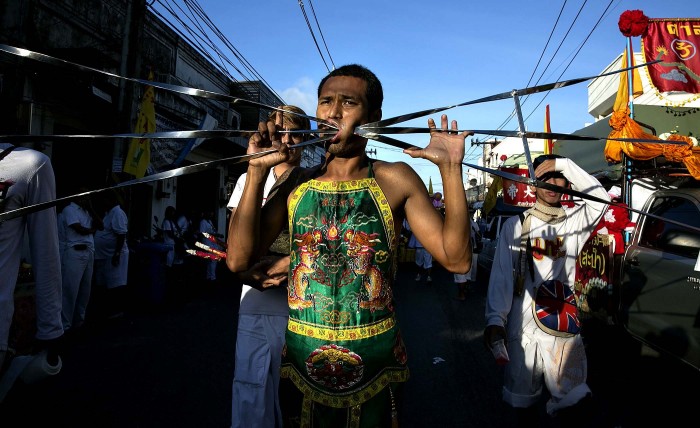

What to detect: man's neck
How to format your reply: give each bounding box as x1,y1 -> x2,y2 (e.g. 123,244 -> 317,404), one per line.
319,154 -> 370,181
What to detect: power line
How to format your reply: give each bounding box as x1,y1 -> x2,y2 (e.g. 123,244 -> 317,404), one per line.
307,0 -> 335,70
477,0 -> 570,143
297,0 -> 332,72
150,0 -> 284,102
521,0 -> 616,124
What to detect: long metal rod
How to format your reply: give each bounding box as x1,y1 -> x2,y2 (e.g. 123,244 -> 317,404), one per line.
512,92 -> 536,181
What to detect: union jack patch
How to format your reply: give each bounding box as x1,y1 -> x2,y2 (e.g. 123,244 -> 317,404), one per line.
533,280 -> 580,337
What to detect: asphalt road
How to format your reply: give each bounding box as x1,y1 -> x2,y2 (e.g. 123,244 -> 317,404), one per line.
1,259 -> 698,427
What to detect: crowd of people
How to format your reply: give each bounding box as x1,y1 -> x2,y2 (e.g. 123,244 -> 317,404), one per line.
1,63 -> 615,427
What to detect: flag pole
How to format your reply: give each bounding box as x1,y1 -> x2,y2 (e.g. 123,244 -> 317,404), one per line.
544,104 -> 552,155
626,37 -> 636,119
623,37 -> 635,240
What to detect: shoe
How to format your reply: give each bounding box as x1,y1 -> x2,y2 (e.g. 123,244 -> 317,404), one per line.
415,274 -> 421,281
426,276 -> 432,283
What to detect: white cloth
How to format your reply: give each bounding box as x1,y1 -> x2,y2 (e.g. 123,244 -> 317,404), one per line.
228,170 -> 290,428
161,218 -> 177,268
454,219 -> 481,282
174,214 -> 192,264
454,254 -> 478,283
228,172 -> 288,316
61,202 -> 95,250
0,144 -> 63,350
59,201 -> 96,331
94,204 -> 129,288
485,158 -> 609,413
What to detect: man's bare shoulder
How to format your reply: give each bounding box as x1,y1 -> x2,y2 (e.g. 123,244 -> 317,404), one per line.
372,160 -> 425,208
372,160 -> 419,183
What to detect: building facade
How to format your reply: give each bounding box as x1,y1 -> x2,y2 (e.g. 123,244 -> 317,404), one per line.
0,0 -> 325,241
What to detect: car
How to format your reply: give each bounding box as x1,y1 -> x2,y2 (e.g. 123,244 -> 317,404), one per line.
617,186 -> 700,370
477,197 -> 528,276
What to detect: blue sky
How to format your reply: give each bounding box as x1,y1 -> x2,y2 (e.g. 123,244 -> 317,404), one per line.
152,0 -> 697,193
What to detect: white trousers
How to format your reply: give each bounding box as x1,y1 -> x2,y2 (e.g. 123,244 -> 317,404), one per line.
502,326 -> 590,415
60,247 -> 94,330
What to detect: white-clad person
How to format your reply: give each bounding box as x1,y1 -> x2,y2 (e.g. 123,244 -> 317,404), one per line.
225,105 -> 310,428
484,154 -> 609,427
93,190 -> 129,319
60,188 -> 102,334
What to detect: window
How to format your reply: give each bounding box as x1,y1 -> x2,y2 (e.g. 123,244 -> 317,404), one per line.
639,196 -> 700,258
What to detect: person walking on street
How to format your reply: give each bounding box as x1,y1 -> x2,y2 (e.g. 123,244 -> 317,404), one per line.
484,154 -> 609,428
226,105 -> 310,428
60,189 -> 102,335
93,190 -> 129,319
227,64 -> 473,427
403,218 -> 433,283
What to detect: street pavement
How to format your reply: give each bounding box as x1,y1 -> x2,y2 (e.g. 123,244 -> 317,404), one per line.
1,258 -> 698,427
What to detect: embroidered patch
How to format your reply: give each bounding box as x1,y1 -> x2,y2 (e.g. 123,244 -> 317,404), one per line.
305,344 -> 364,390
533,280 -> 580,337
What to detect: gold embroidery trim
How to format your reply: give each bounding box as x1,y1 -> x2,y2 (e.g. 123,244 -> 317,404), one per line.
281,363 -> 409,409
288,315 -> 396,341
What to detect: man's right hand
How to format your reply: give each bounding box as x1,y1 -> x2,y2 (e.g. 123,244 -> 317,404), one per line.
247,110 -> 291,170
483,325 -> 507,349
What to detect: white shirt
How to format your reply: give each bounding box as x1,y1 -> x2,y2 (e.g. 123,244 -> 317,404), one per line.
94,204 -> 129,260
485,158 -> 610,335
61,202 -> 95,249
227,171 -> 288,316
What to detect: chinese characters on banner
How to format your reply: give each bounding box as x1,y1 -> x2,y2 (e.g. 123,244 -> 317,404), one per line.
501,167 -> 536,207
574,234 -> 614,321
500,166 -> 573,208
642,19 -> 700,94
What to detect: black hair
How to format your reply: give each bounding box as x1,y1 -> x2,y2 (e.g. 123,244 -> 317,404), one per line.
533,154 -> 567,182
533,154 -> 565,170
317,64 -> 383,113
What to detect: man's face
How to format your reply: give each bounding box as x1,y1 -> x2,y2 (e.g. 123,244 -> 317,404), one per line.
280,119 -> 304,164
316,76 -> 379,156
533,175 -> 567,207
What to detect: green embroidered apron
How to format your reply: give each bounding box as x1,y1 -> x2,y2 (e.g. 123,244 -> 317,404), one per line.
281,162 -> 408,427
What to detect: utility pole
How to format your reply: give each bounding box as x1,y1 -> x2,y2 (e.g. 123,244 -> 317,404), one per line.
470,138 -> 500,193
366,148 -> 377,158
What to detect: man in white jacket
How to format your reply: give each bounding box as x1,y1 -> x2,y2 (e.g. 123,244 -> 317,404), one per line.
484,154 -> 609,427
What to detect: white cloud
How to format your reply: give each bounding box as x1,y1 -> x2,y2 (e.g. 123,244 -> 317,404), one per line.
280,77 -> 317,122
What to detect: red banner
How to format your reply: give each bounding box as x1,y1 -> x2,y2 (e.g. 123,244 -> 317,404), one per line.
501,167 -> 574,208
642,19 -> 700,94
574,233 -> 614,321
501,167 -> 536,207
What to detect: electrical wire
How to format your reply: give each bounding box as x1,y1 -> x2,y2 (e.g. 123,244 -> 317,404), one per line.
520,0 -> 616,124
478,0 -> 576,142
149,0 -> 284,102
297,0 -> 331,72
307,0 -> 335,70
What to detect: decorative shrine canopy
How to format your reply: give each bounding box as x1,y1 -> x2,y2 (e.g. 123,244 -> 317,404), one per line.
605,10 -> 700,179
